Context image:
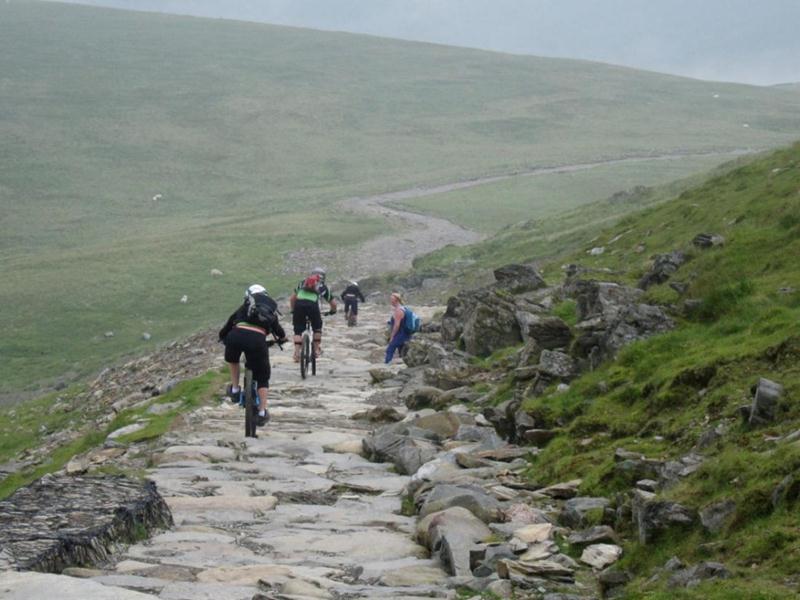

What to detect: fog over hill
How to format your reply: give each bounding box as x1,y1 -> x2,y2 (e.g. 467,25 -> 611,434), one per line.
53,0 -> 800,85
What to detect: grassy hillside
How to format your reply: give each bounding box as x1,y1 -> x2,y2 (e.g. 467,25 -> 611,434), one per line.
458,142 -> 800,597
408,157 -> 758,296
391,154 -> 732,234
2,1 -> 800,396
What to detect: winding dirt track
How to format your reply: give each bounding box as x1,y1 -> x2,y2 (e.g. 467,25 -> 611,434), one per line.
332,148 -> 756,276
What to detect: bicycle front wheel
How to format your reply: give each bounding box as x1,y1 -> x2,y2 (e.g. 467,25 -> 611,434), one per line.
244,369 -> 257,438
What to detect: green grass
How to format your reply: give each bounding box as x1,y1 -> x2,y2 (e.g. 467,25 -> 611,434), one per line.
2,1 -> 800,397
409,159 -> 749,295
0,368 -> 224,499
497,142 -> 800,597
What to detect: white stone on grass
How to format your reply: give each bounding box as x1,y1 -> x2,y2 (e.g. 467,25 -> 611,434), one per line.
107,423 -> 147,440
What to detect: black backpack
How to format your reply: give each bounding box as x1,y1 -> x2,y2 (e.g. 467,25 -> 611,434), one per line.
246,292 -> 279,331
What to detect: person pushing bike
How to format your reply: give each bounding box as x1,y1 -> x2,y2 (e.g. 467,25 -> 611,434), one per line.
219,284 -> 287,426
290,267 -> 337,362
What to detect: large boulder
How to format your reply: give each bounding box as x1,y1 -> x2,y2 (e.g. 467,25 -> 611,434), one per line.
747,377 -> 784,426
668,562 -> 730,588
483,398 -> 521,442
631,490 -> 695,545
699,500 -> 736,533
404,386 -> 445,410
402,338 -> 448,369
638,251 -> 687,290
493,264 -> 546,294
416,507 -> 492,576
569,279 -> 643,322
362,423 -> 440,475
516,313 -> 573,350
413,411 -> 475,439
419,484 -> 503,524
423,354 -> 477,391
559,497 -> 612,529
441,288 -> 522,357
537,350 -> 577,381
569,279 -> 674,364
461,296 -> 522,357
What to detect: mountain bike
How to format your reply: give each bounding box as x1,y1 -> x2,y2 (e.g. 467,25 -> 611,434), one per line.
299,315 -> 316,380
241,339 -> 282,438
299,309 -> 335,379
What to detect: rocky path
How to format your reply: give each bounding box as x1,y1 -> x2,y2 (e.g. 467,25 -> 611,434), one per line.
10,304 -> 449,599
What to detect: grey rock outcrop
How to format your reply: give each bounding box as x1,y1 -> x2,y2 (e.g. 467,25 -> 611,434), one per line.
569,279 -> 674,364
403,338 -> 448,369
419,484 -> 502,524
668,562 -> 730,588
699,500 -> 736,533
493,264 -> 546,295
515,313 -> 572,350
559,497 -> 612,529
638,251 -> 686,290
416,507 -> 492,577
461,295 -> 522,357
746,377 -> 784,426
632,490 -> 695,545
362,422 -> 440,475
0,475 -> 172,572
692,233 -> 725,248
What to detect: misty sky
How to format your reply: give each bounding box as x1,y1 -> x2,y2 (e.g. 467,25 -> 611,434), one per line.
53,0 -> 800,86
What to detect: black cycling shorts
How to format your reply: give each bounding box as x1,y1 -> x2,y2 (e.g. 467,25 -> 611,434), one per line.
343,295 -> 359,315
223,327 -> 270,388
293,299 -> 323,335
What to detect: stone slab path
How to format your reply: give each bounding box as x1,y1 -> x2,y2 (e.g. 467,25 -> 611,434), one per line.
15,304 -> 449,599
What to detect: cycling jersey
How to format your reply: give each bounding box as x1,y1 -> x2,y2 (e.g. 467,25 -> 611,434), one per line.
295,281 -> 333,303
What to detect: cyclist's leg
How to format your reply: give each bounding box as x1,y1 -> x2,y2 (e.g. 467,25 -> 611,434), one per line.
292,304 -> 306,362
223,331 -> 244,394
311,303 -> 324,357
244,338 -> 270,419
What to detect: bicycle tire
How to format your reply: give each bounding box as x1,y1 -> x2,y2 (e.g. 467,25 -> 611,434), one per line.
244,368 -> 257,438
300,332 -> 309,379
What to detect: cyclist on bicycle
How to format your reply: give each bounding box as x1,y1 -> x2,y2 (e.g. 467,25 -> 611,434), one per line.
219,284 -> 287,426
290,267 -> 337,362
340,280 -> 365,324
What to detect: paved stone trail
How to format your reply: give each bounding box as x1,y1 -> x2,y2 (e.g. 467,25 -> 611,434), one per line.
85,304 -> 447,599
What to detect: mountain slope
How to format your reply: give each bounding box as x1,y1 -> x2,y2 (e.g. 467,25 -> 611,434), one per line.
2,1 -> 800,397
435,142 -> 800,597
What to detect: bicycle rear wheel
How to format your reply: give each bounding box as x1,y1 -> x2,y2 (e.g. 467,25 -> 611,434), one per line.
244,368 -> 257,438
300,332 -> 310,379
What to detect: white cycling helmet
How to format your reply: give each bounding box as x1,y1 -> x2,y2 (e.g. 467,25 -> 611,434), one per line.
245,284 -> 267,299
311,267 -> 326,280
351,280 -> 358,287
